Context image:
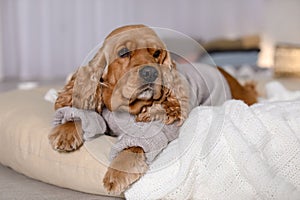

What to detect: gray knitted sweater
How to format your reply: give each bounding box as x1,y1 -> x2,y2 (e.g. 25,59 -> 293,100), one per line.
53,64 -> 231,163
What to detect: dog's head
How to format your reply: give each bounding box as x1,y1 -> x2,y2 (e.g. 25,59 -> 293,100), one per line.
99,25 -> 175,114
56,25 -> 189,124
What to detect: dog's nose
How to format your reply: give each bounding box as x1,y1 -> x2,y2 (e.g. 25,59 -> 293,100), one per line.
139,66 -> 158,82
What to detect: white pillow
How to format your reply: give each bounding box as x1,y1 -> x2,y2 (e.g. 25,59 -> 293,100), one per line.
0,87 -> 119,197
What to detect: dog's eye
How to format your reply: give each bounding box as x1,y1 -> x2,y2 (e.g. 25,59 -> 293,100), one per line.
153,50 -> 161,58
118,47 -> 131,58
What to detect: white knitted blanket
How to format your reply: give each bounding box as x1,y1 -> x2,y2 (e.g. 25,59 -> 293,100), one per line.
125,82 -> 300,200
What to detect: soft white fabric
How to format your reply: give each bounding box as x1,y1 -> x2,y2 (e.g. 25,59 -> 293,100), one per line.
44,88 -> 58,103
262,81 -> 300,102
125,83 -> 300,199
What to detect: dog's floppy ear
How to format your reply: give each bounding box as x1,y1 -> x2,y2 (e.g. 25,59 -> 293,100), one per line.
55,47 -> 106,113
72,47 -> 106,112
161,50 -> 190,125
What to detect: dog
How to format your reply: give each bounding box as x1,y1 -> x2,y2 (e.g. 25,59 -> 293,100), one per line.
48,24 -> 257,194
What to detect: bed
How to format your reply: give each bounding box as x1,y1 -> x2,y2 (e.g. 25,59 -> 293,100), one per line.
0,86 -> 123,199
0,74 -> 300,199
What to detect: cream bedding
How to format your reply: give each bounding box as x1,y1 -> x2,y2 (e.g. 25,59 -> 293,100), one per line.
0,87 -> 120,197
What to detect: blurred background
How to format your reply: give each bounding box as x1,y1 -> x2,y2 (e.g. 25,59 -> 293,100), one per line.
0,0 -> 300,83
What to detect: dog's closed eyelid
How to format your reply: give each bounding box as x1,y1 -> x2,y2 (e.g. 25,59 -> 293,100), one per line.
118,47 -> 131,58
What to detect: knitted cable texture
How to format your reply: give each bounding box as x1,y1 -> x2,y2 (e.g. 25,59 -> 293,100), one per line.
125,100 -> 300,200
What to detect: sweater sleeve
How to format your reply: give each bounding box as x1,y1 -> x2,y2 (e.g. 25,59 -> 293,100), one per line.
53,107 -> 107,141
109,121 -> 180,164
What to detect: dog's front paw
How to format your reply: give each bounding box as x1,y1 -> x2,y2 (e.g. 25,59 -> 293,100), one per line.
103,147 -> 148,195
48,121 -> 83,152
103,167 -> 141,195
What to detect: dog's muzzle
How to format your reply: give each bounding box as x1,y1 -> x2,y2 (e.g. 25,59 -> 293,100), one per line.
139,66 -> 158,83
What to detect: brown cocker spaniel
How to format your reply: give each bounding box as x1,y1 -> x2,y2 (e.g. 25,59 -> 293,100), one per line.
48,24 -> 257,194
